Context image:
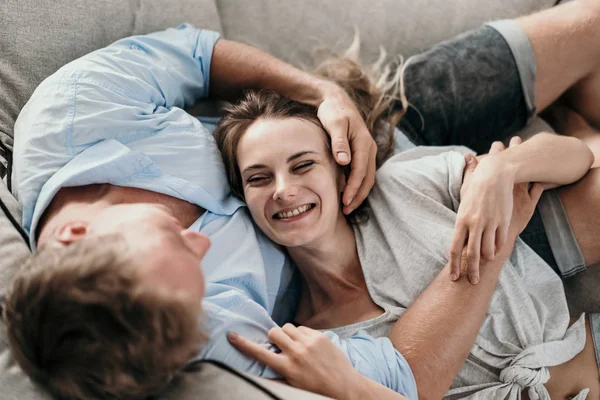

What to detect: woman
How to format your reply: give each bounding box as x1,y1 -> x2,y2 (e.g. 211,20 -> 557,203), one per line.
214,50 -> 600,399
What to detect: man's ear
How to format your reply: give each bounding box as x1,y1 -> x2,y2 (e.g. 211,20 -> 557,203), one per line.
55,221 -> 91,245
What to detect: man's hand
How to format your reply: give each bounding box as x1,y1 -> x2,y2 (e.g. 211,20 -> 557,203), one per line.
317,82 -> 377,214
449,138 -> 520,284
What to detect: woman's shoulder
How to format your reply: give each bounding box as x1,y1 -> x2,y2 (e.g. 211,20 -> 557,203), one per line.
376,146 -> 471,184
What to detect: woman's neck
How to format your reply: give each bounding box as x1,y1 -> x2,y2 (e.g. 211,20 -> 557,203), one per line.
288,217 -> 371,324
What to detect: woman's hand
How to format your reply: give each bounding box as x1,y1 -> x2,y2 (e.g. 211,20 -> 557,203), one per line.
508,178 -> 544,239
449,137 -> 521,284
228,324 -> 364,399
317,82 -> 377,215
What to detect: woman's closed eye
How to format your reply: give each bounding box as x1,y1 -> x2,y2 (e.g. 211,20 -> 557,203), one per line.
293,161 -> 314,172
246,174 -> 270,185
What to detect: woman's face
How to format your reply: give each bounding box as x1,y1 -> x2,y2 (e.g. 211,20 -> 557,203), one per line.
236,117 -> 345,248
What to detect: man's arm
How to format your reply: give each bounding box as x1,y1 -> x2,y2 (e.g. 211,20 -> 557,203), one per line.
209,39 -> 376,213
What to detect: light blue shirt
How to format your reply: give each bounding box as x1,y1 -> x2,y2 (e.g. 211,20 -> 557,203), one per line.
12,24 -> 417,399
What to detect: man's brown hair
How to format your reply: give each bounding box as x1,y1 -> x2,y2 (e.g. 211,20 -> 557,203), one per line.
2,233 -> 206,400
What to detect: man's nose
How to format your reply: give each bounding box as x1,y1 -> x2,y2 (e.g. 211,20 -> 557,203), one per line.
273,176 -> 299,201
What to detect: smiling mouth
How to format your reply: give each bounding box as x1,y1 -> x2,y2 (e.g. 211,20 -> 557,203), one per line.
273,203 -> 316,220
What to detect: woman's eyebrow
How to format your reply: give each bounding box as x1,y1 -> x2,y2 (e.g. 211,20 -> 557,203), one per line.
243,151 -> 318,174
287,151 -> 318,163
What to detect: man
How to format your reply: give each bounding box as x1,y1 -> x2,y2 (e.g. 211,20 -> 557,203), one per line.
6,0 -> 600,398
3,24 -> 417,400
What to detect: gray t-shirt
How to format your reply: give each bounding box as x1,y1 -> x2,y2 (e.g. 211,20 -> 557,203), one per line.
331,147 -> 588,400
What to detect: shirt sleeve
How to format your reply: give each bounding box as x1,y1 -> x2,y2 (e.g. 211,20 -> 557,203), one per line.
66,24 -> 219,109
198,299 -> 419,398
13,24 -> 220,210
376,147 -> 470,213
325,330 -> 419,400
196,296 -> 283,379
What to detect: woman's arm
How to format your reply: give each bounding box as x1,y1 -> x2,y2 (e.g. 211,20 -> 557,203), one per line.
449,134 -> 593,283
477,132 -> 594,189
390,178 -> 544,400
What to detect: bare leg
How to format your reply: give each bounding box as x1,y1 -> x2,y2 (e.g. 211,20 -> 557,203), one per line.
516,0 -> 600,116
557,166 -> 600,266
542,104 -> 600,167
540,105 -> 600,265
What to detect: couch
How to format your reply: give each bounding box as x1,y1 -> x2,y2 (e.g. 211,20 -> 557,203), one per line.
3,0 -> 592,398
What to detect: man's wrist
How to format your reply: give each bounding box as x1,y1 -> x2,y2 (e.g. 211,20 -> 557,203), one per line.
304,79 -> 340,107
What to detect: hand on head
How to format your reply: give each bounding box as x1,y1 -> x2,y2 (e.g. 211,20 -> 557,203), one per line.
316,83 -> 378,215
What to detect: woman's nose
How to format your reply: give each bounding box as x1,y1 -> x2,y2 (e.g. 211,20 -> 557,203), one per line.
273,176 -> 299,201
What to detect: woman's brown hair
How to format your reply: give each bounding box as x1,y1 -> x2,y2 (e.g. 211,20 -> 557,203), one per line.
215,41 -> 407,223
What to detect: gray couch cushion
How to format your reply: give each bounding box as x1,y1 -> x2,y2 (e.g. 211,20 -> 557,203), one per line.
0,180 -> 28,298
0,0 -> 223,169
161,361 -> 331,400
217,0 -> 556,67
0,181 -> 39,399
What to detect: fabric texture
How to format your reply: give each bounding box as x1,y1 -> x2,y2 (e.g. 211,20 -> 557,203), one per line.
348,147 -> 587,399
160,361 -> 332,400
0,0 -> 222,182
216,0 -> 555,68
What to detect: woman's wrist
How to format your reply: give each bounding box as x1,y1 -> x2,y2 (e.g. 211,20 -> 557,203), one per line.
478,154 -> 517,184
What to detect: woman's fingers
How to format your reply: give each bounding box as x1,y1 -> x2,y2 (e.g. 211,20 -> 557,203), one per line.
282,323 -> 305,341
495,225 -> 508,254
449,225 -> 468,280
269,327 -> 297,351
227,332 -> 285,371
509,136 -> 523,147
466,228 -> 483,284
489,141 -> 506,154
481,228 -> 497,261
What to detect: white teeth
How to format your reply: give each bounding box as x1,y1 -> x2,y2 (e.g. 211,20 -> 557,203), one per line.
277,204 -> 312,219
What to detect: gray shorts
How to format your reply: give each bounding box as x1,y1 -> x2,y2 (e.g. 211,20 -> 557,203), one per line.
395,19 -> 587,279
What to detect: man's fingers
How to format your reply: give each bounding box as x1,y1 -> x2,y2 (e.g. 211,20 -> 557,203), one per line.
466,229 -> 483,284
481,228 -> 497,261
227,332 -> 284,370
331,130 -> 352,165
449,225 -> 468,280
342,142 -> 372,208
343,144 -> 376,213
